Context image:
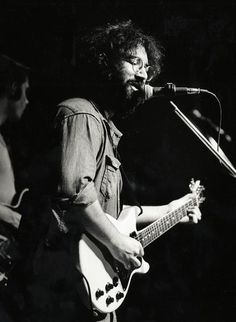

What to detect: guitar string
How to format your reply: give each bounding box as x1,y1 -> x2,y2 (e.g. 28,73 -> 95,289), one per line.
138,200 -> 193,247
135,198 -> 196,248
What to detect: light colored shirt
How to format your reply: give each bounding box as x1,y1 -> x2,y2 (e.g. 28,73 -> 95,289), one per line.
0,133 -> 16,205
55,98 -> 123,218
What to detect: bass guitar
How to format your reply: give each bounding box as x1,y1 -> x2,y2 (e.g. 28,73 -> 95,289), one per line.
0,188 -> 29,284
77,179 -> 205,313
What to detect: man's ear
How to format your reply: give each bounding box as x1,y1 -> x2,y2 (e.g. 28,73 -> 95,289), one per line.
9,81 -> 21,100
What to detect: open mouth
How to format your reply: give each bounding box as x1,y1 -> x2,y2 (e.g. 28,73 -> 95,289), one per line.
130,84 -> 139,92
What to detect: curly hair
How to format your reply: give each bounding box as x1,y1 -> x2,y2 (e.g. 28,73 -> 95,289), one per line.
78,20 -> 164,83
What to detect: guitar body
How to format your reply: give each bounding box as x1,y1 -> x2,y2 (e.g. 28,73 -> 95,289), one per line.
76,180 -> 205,313
0,188 -> 29,283
77,206 -> 150,313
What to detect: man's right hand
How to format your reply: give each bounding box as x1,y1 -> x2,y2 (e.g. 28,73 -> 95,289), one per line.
69,200 -> 144,270
108,232 -> 144,270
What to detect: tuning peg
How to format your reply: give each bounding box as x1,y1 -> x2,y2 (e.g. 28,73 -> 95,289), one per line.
200,197 -> 206,203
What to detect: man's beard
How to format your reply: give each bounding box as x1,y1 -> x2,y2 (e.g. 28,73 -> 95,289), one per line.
113,81 -> 146,119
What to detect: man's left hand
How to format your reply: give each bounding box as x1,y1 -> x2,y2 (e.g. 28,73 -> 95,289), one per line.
169,193 -> 202,224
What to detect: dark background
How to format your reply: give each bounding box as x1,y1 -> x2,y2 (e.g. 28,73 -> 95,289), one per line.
1,1 -> 236,321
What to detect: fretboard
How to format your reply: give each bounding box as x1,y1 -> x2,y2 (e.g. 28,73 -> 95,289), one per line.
136,197 -> 196,248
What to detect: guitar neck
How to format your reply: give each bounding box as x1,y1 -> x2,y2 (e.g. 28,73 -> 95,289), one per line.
136,198 -> 196,248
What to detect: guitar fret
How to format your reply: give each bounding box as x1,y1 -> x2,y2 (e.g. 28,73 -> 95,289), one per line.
137,198 -> 197,248
77,182 -> 204,315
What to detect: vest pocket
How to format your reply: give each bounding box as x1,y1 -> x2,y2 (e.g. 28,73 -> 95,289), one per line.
101,155 -> 121,200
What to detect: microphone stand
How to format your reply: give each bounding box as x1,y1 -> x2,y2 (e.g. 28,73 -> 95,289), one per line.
170,100 -> 236,178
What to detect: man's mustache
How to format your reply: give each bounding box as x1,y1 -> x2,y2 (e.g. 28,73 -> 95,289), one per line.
127,81 -> 145,92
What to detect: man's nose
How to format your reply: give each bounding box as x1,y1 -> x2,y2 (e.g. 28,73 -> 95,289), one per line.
135,66 -> 148,81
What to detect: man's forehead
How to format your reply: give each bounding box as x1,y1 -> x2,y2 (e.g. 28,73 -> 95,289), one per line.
128,45 -> 148,60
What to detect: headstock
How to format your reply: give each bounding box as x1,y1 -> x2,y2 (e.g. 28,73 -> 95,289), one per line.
189,178 -> 205,205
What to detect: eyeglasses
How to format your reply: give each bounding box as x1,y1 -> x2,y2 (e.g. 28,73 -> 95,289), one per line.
123,55 -> 155,82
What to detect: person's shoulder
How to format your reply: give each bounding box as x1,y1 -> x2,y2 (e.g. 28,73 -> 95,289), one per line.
57,98 -> 100,119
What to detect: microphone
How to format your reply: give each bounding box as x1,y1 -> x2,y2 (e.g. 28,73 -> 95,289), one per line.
192,109 -> 232,142
144,82 -> 207,100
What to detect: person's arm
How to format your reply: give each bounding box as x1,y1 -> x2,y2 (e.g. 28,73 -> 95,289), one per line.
0,204 -> 21,229
68,200 -> 144,269
57,107 -> 144,269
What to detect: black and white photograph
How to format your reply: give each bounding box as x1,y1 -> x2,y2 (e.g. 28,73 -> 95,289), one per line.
0,1 -> 236,321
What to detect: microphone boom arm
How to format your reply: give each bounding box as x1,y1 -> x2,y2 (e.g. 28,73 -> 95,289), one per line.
170,100 -> 236,178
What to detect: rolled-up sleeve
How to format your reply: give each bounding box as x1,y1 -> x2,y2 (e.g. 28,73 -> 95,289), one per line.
57,110 -> 103,206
